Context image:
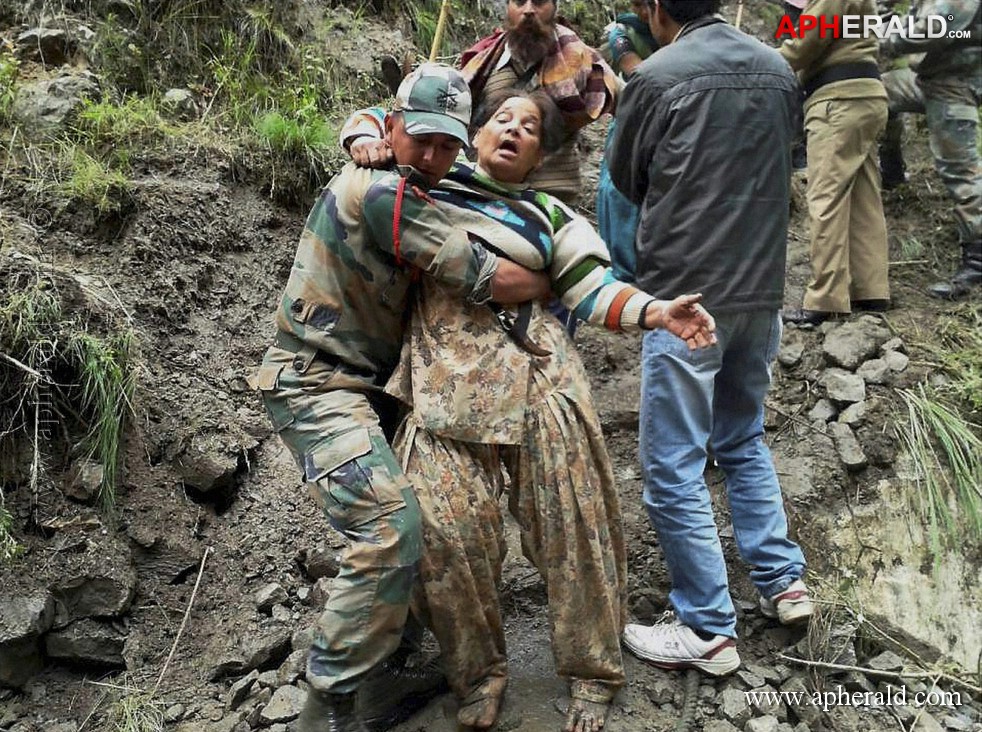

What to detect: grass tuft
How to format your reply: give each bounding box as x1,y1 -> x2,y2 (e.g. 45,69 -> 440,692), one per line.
895,385 -> 982,558
104,685 -> 165,732
0,498 -> 24,565
61,147 -> 131,213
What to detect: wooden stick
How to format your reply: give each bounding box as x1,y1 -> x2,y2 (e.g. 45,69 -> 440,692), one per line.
776,653 -> 982,696
152,545 -> 212,697
735,0 -> 745,29
429,0 -> 452,62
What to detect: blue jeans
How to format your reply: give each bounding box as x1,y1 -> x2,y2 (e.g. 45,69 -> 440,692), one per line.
639,310 -> 806,637
597,119 -> 640,283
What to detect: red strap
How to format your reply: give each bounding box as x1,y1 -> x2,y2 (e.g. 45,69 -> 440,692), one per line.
393,176 -> 407,267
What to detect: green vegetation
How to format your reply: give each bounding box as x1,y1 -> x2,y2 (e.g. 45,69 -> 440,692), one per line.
61,147 -> 131,213
896,384 -> 982,557
0,46 -> 17,125
103,684 -> 165,732
0,261 -> 136,512
0,499 -> 23,565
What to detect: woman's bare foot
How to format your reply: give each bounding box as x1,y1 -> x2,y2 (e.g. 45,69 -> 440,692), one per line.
563,680 -> 615,732
457,675 -> 508,729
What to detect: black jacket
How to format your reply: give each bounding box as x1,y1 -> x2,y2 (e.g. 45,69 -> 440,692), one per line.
607,16 -> 799,313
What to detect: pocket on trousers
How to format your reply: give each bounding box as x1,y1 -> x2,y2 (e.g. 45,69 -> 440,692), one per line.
253,364 -> 296,432
305,428 -> 391,530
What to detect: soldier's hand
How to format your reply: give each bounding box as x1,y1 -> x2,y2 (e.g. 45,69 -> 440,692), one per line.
490,260 -> 552,306
350,138 -> 394,168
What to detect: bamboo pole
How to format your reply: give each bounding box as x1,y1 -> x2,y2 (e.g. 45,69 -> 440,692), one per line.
429,0 -> 452,62
735,0 -> 745,29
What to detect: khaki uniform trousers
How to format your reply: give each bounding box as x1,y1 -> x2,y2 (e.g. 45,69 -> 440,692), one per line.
803,96 -> 890,312
393,354 -> 627,705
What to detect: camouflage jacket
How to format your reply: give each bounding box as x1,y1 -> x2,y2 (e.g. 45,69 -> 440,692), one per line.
885,0 -> 981,79
262,163 -> 495,391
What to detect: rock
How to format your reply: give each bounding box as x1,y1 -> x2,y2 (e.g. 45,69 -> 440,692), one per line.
856,358 -> 890,385
297,587 -> 311,605
226,670 -> 259,711
255,583 -> 288,614
276,648 -> 306,686
162,88 -> 198,120
646,672 -> 676,705
736,669 -> 766,690
129,531 -> 203,585
51,564 -> 137,625
881,337 -> 904,353
164,704 -> 186,723
11,72 -> 100,135
822,317 -> 893,370
176,443 -> 240,494
309,577 -> 332,608
842,671 -> 875,694
780,677 -> 821,727
829,423 -> 868,472
0,592 -> 55,688
778,338 -> 805,368
209,628 -> 293,680
244,687 -> 273,727
705,720 -> 741,732
807,398 -> 837,423
16,28 -> 74,65
63,459 -> 104,503
820,368 -> 867,405
748,684 -> 785,719
884,350 -> 910,372
260,685 -> 306,725
272,604 -> 293,623
911,711 -> 945,732
303,546 -> 341,581
45,618 -> 126,668
258,670 -> 279,689
867,650 -> 905,671
718,687 -> 752,728
747,716 -> 781,732
837,401 -> 867,426
746,662 -> 784,688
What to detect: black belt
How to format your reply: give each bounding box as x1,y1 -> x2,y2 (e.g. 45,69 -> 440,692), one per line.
803,62 -> 880,99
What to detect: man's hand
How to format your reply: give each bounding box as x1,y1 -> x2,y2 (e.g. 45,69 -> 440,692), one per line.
350,137 -> 394,168
491,259 -> 552,305
645,293 -> 717,349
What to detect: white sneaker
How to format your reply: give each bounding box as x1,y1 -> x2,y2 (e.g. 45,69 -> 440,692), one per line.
622,616 -> 740,676
760,579 -> 814,625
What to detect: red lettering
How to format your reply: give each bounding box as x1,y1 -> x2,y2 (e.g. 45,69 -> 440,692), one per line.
774,14 -> 799,39
818,14 -> 839,38
799,15 -> 817,35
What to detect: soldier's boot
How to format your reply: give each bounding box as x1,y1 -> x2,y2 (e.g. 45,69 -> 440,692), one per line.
358,653 -> 449,732
928,240 -> 982,300
298,690 -> 369,732
879,142 -> 908,190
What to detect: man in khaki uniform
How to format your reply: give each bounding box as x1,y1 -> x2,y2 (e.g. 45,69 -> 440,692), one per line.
780,0 -> 891,325
254,64 -> 548,732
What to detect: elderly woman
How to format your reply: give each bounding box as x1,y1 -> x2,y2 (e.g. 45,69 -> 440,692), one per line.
344,90 -> 715,732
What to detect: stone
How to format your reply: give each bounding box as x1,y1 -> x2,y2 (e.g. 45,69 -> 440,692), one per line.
646,672 -> 676,705
259,685 -> 306,725
45,618 -> 127,668
736,669 -> 766,690
16,28 -> 74,65
257,670 -> 279,689
129,532 -> 203,586
780,677 -> 821,727
276,648 -> 306,686
0,592 -> 55,688
705,721 -> 741,732
271,604 -> 292,624
880,337 -> 904,353
822,317 -> 893,370
911,711 -> 945,732
747,716 -> 781,732
303,546 -> 341,581
226,670 -> 258,711
63,458 -> 104,503
856,358 -> 890,385
842,671 -> 875,694
867,650 -> 905,672
51,565 -> 137,625
837,401 -> 867,426
11,73 -> 100,135
884,350 -> 910,372
748,684 -> 785,719
718,687 -> 752,728
255,583 -> 288,614
162,88 -> 198,120
176,442 -> 240,494
209,629 -> 292,680
746,662 -> 784,687
164,704 -> 186,722
309,577 -> 332,608
829,422 -> 868,472
778,339 -> 805,368
820,368 -> 866,405
807,398 -> 837,423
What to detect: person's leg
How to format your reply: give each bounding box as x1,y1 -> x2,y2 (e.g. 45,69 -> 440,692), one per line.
709,311 -> 807,601
393,420 -> 509,729
880,68 -> 926,188
507,347 -> 627,730
920,76 -> 982,298
638,326 -> 733,635
799,98 -> 872,314
846,98 -> 891,304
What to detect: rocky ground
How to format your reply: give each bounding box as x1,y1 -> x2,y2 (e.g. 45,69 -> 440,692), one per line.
1,2 -> 981,731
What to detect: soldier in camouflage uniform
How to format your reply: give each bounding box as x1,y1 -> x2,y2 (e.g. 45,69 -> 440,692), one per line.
252,65 -> 549,732
879,0 -> 982,299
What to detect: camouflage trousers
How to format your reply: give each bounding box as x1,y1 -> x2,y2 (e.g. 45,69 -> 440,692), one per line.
255,345 -> 421,694
393,360 -> 628,703
882,67 -> 982,244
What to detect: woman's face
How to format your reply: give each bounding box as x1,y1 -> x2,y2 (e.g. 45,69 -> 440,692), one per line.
473,97 -> 545,184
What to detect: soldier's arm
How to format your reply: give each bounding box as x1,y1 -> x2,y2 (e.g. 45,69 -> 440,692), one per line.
362,175 -> 549,305
884,0 -> 980,55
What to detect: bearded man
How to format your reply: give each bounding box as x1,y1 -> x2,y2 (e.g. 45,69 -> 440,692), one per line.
459,0 -> 618,204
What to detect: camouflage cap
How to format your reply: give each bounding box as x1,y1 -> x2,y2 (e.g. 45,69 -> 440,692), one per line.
394,63 -> 472,145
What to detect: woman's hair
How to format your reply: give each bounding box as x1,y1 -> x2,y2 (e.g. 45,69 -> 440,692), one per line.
471,88 -> 565,155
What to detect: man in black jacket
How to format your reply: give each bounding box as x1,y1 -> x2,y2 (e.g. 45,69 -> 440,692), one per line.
607,0 -> 813,676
